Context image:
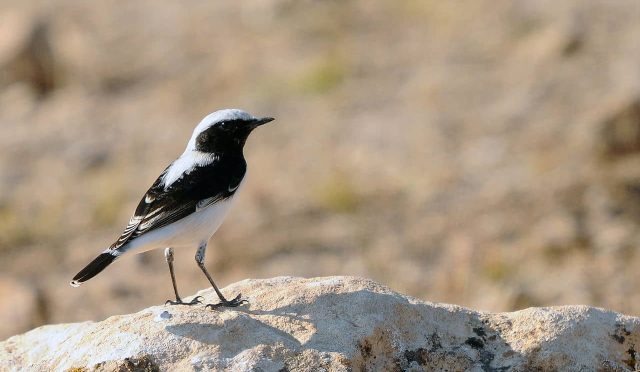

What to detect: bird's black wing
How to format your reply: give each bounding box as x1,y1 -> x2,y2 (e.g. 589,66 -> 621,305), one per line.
108,156 -> 246,251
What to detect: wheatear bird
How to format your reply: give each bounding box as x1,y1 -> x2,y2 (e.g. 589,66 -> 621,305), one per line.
71,109 -> 274,309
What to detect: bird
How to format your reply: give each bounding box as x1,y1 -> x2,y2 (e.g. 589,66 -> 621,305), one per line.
70,109 -> 274,309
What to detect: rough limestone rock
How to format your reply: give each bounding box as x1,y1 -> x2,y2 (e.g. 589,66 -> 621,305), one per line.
1,276 -> 639,371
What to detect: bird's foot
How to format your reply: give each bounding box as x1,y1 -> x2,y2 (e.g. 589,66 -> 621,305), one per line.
205,294 -> 248,310
165,296 -> 203,306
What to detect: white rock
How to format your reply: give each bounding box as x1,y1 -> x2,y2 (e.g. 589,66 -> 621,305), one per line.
0,276 -> 638,371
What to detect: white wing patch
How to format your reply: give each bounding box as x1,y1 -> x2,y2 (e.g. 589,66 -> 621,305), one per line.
144,206 -> 164,219
162,152 -> 217,189
111,215 -> 143,248
124,218 -> 137,229
122,216 -> 142,233
139,214 -> 163,230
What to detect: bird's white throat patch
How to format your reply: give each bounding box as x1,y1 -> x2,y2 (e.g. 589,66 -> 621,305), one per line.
161,151 -> 217,189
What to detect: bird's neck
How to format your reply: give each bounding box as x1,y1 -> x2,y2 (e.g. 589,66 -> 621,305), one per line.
183,149 -> 244,161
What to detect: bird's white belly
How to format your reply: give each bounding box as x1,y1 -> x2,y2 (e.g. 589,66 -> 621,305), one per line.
123,181 -> 245,253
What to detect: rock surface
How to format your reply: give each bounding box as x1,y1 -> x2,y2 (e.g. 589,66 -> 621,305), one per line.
1,276 -> 639,371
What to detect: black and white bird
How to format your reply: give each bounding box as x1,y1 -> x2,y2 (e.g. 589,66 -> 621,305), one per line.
71,109 -> 274,309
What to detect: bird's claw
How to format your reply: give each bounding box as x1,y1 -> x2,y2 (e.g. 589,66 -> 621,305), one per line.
205,294 -> 248,310
165,295 -> 203,306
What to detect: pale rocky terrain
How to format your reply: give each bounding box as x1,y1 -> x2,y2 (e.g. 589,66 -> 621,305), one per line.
1,0 -> 640,340
1,277 -> 639,371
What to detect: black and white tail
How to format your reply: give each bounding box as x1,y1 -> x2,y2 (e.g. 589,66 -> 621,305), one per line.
70,252 -> 118,287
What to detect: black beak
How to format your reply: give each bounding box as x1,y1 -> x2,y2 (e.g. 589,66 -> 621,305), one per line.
253,117 -> 274,127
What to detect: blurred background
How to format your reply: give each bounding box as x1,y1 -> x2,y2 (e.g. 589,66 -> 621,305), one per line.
1,0 -> 640,340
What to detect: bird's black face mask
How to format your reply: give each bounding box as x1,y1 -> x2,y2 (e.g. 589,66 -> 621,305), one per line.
195,117 -> 273,153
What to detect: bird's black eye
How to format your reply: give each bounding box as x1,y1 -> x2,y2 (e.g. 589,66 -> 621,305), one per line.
196,132 -> 209,147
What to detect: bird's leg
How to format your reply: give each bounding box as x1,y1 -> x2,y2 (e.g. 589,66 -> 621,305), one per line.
164,247 -> 202,306
195,242 -> 247,309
